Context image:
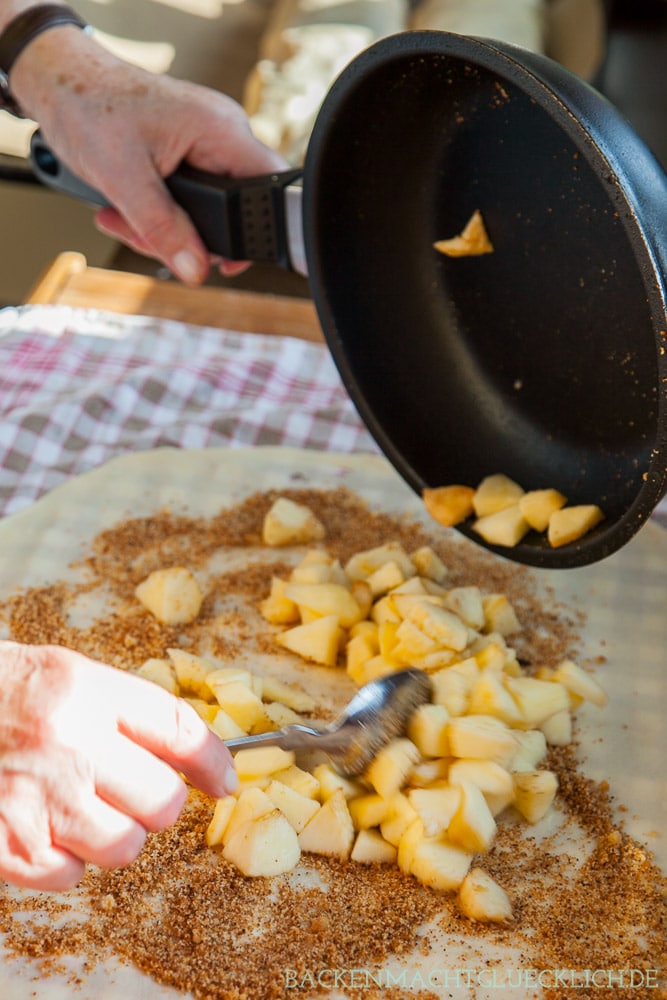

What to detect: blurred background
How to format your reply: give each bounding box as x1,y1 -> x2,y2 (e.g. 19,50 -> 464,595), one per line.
0,0 -> 665,306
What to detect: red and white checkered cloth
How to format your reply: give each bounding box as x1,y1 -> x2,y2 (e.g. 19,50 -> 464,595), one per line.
1,304 -> 665,528
0,304 -> 378,518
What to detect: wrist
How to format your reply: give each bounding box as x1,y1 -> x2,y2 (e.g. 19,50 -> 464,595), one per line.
0,4 -> 90,117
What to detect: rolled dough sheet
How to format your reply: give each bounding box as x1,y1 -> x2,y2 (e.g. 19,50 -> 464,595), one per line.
0,447 -> 665,999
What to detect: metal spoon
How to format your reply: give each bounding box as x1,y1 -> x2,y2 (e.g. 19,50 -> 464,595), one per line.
224,667 -> 432,776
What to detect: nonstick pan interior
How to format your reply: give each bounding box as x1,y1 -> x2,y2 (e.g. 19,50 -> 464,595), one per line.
302,30 -> 667,568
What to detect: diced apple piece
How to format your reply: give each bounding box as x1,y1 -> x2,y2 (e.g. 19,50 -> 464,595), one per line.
540,708 -> 573,746
211,680 -> 268,732
473,474 -> 525,517
166,648 -> 216,697
391,577 -> 431,596
410,546 -> 448,583
347,581 -> 372,623
447,714 -> 518,766
481,594 -> 521,636
370,595 -> 402,626
447,760 -> 514,817
135,566 -> 203,625
378,620 -> 399,659
209,707 -> 246,740
289,561 -> 335,585
406,601 -> 469,652
312,763 -> 362,802
548,504 -> 604,548
392,619 -> 438,662
407,703 -> 450,757
458,868 -> 514,925
366,560 -> 406,597
260,675 -> 317,713
442,587 -> 485,630
351,829 -> 397,865
235,776 -> 270,792
408,785 -> 461,837
448,780 -> 497,854
223,809 -> 300,876
206,797 -> 236,847
380,793 -> 420,846
265,779 -> 320,833
298,789 -> 354,860
186,697 -> 218,723
434,209 -> 494,258
449,657 -> 482,683
345,542 -> 416,582
468,672 -> 523,726
505,675 -> 570,727
223,787 -> 276,846
473,506 -> 530,548
283,582 -> 363,629
136,657 -> 178,694
259,577 -> 300,624
422,485 -> 475,527
472,639 -> 510,673
347,653 -> 399,686
346,632 -> 376,678
419,648 -> 458,672
296,548 -> 331,566
257,702 -> 303,732
348,619 -> 379,644
348,793 -> 392,830
365,738 -> 421,799
262,497 -> 325,547
513,769 -> 559,824
390,592 -> 442,619
396,818 -> 425,873
272,764 -> 320,799
551,659 -> 608,708
233,747 -> 295,779
275,614 -> 342,667
410,835 -> 474,891
518,489 -> 567,532
205,666 -> 255,698
447,759 -> 514,798
406,757 -> 450,787
430,668 -> 472,717
509,730 -> 548,773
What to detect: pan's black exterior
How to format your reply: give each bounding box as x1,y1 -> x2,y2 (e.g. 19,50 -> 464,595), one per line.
302,31 -> 667,568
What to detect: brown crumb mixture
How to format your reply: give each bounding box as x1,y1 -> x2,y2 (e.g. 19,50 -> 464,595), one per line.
0,486 -> 665,999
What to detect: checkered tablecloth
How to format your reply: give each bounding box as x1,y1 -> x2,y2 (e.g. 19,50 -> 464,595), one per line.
0,304 -> 378,519
1,303 -> 665,528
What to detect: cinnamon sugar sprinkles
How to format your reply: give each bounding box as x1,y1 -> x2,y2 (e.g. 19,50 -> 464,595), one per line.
0,487 -> 665,1000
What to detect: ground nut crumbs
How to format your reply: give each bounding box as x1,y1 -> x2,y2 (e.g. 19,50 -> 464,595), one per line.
0,487 -> 665,999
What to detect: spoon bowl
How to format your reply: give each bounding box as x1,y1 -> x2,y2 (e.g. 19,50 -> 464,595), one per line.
224,668 -> 433,776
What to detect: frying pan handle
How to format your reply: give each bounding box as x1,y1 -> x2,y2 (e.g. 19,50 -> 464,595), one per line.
29,131 -> 303,269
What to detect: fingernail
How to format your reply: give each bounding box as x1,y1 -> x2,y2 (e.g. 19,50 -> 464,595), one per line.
224,765 -> 239,794
172,249 -> 204,285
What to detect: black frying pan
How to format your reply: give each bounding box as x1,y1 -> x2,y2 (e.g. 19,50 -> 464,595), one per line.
31,31 -> 667,569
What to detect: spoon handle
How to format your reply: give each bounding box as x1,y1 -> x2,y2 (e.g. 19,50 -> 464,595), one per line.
224,723 -> 326,754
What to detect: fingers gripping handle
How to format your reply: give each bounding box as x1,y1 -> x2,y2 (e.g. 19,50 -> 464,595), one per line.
30,131 -> 303,269
167,164 -> 303,267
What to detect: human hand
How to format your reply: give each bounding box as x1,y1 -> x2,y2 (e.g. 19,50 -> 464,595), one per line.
9,24 -> 288,284
0,641 -> 237,891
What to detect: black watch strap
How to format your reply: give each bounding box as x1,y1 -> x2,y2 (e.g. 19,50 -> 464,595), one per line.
0,4 -> 89,117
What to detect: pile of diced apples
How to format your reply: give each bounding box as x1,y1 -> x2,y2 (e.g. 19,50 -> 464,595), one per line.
423,473 -> 605,548
133,497 -> 607,924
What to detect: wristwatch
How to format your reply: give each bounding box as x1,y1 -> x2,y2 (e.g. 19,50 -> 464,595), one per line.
0,4 -> 89,117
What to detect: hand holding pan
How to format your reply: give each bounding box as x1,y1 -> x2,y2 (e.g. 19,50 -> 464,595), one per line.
31,31 -> 667,570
